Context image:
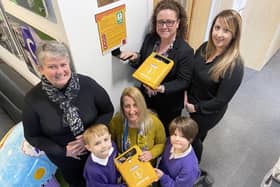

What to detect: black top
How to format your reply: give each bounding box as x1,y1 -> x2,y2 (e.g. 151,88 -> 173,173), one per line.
132,33 -> 194,111
22,74 -> 114,158
188,42 -> 244,115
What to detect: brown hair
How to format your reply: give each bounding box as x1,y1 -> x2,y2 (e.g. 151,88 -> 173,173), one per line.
83,124 -> 109,146
151,0 -> 187,39
205,9 -> 243,81
169,116 -> 198,142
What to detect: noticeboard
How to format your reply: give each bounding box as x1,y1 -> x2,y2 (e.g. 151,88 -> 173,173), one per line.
95,4 -> 127,55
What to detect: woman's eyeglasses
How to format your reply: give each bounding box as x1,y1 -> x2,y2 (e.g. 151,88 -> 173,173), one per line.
156,19 -> 177,27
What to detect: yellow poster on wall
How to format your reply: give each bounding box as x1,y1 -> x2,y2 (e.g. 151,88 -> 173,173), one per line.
95,4 -> 126,55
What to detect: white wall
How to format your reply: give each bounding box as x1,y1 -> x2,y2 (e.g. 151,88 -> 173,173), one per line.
205,0 -> 280,70
0,0 -> 153,109
56,0 -> 153,108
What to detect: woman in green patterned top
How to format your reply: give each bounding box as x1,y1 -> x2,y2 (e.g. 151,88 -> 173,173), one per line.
109,86 -> 166,165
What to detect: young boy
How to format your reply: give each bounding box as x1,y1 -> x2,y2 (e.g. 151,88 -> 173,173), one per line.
83,124 -> 126,187
154,116 -> 201,187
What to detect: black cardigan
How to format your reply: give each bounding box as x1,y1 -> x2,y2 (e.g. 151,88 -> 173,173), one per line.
131,33 -> 194,112
22,74 -> 114,160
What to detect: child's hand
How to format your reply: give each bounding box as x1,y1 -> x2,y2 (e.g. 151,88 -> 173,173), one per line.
154,168 -> 164,179
139,151 -> 152,162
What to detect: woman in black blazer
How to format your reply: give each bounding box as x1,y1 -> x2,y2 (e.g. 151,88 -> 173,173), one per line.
120,0 -> 193,136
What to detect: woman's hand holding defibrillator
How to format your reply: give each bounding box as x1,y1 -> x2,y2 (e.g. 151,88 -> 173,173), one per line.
143,84 -> 165,97
139,151 -> 153,162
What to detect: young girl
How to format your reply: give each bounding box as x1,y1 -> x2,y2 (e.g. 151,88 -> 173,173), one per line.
154,116 -> 200,187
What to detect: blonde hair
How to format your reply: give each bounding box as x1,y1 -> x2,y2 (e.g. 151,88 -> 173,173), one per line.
83,124 -> 109,146
205,9 -> 243,81
120,87 -> 151,128
169,116 -> 198,143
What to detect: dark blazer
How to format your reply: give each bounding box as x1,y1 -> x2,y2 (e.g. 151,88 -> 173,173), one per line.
131,33 -> 194,113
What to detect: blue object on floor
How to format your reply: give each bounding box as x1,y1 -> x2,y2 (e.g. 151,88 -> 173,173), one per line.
0,122 -> 57,186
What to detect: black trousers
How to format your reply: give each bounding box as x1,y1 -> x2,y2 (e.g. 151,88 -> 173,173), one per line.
140,86 -> 185,137
48,153 -> 88,187
190,108 -> 227,162
157,107 -> 182,137
146,102 -> 182,137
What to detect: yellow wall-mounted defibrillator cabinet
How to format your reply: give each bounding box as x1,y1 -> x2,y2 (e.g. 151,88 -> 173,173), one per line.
114,145 -> 158,187
132,52 -> 174,89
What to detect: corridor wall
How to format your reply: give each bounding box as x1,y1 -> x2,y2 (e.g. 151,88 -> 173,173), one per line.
0,0 -> 153,108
